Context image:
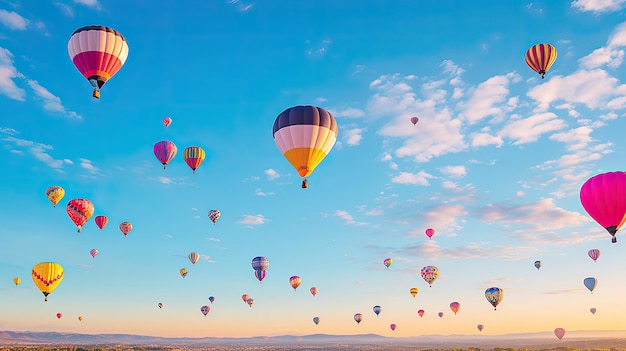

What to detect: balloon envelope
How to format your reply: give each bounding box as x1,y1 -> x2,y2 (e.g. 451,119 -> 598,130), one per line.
45,186 -> 65,207
485,287 -> 504,310
94,215 -> 108,230
417,309 -> 424,317
383,258 -> 392,268
554,327 -> 565,340
66,199 -> 95,233
179,268 -> 189,278
242,294 -> 250,303
183,146 -> 206,173
246,298 -> 254,307
90,249 -> 98,258
477,324 -> 484,332
13,277 -> 21,286
373,305 -> 381,316
354,313 -> 363,324
208,210 -> 221,225
163,117 -> 172,127
201,305 -> 210,316
590,307 -> 597,315
289,276 -> 301,290
438,312 -> 444,318
390,323 -> 396,331
310,287 -> 318,296
410,116 -> 419,125
410,287 -> 418,297
580,171 -> 626,243
56,313 -> 62,319
313,317 -> 319,325
188,252 -> 200,265
153,141 -> 177,169
450,301 -> 460,314
525,43 -> 557,79
534,260 -> 542,270
32,262 -> 64,301
588,249 -> 600,262
119,222 -> 133,236
420,266 -> 439,287
158,303 -> 163,308
584,277 -> 597,293
425,228 -> 435,239
209,296 -> 215,304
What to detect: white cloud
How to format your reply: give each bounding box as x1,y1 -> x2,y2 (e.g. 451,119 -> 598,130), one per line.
2,136 -> 65,170
0,47 -> 26,101
238,214 -> 266,225
254,188 -> 274,196
79,158 -> 100,175
74,0 -> 102,9
440,165 -> 467,178
265,168 -> 280,180
458,72 -> 521,124
410,203 -> 468,237
571,0 -> 626,13
333,210 -> 367,226
0,10 -> 28,30
580,22 -> 626,69
471,132 -> 504,147
332,107 -> 366,118
157,176 -> 173,184
400,240 -> 539,261
54,2 -> 74,16
391,171 -> 434,185
26,80 -> 82,119
208,237 -> 221,242
344,128 -> 364,146
498,112 -> 567,145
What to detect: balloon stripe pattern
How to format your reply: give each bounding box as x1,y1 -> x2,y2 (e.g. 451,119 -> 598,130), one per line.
68,26 -> 129,98
183,146 -> 206,173
272,106 -> 338,178
154,141 -> 177,169
525,43 -> 557,78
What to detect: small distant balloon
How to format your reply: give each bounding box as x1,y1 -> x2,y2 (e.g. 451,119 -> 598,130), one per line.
90,249 -> 99,258
46,186 -> 65,207
354,313 -> 363,324
373,305 -> 381,316
189,252 -> 200,265
410,116 -> 419,125
417,309 -> 424,317
390,323 -> 396,331
183,146 -> 206,174
425,228 -> 435,239
163,117 -> 172,127
438,312 -> 444,318
584,277 -> 597,293
78,316 -> 83,321
153,140 -> 177,169
588,249 -> 600,262
119,222 -> 133,236
209,296 -> 215,304
242,294 -> 250,303
289,275 -> 301,291
449,301 -> 460,315
477,324 -> 484,332
94,215 -> 108,230
180,268 -> 189,279
201,305 -> 210,316
13,277 -> 21,286
410,287 -> 418,297
554,327 -> 565,340
534,260 -> 542,270
313,316 -> 319,325
310,287 -> 318,297
158,302 -> 163,309
56,313 -> 62,319
420,266 -> 439,287
590,307 -> 597,315
246,298 -> 254,307
208,210 -> 221,225
485,287 -> 504,310
383,258 -> 392,268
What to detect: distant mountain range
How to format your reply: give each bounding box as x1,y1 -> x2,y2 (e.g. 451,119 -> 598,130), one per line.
1,330 -> 626,349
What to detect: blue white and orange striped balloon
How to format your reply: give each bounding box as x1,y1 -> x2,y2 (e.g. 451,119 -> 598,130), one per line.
272,106 -> 338,188
183,146 -> 206,173
154,141 -> 177,169
68,26 -> 129,98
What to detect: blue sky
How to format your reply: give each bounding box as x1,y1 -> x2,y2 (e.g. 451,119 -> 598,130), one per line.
2,0 -> 626,339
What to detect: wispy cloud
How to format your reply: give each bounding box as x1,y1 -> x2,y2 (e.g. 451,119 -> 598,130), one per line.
0,10 -> 28,30
26,80 -> 82,120
156,176 -> 174,185
440,165 -> 467,178
571,0 -> 626,13
332,107 -> 366,118
2,136 -> 68,171
227,0 -> 254,12
79,158 -> 100,175
399,240 -> 540,261
54,2 -> 74,16
238,214 -> 266,225
74,0 -> 102,10
344,128 -> 364,146
265,168 -> 280,180
254,188 -> 274,196
306,39 -> 332,56
0,47 -> 26,101
391,171 -> 435,185
409,203 -> 468,237
333,210 -> 367,226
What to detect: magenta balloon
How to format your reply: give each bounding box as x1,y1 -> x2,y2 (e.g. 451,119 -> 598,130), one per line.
425,228 -> 435,239
580,171 -> 626,243
554,327 -> 565,340
410,116 -> 419,125
588,249 -> 600,262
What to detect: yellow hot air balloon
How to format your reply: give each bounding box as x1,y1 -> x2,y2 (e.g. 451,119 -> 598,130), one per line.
272,106 -> 338,188
31,262 -> 64,301
410,287 -> 418,297
45,186 -> 65,207
13,277 -> 21,286
78,316 -> 83,321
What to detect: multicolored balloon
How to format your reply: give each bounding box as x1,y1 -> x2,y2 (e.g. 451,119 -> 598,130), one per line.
425,228 -> 435,239
119,222 -> 133,236
189,252 -> 200,265
588,249 -> 600,262
200,305 -> 210,316
90,249 -> 99,258
390,323 -> 397,331
179,268 -> 189,279
68,26 -> 129,98
208,296 -> 215,304
534,260 -> 542,270
525,43 -> 557,79
246,298 -> 254,307
420,266 -> 439,287
417,309 -> 424,317
373,305 -> 381,316
66,198 -> 94,233
410,287 -> 418,297
584,277 -> 597,293
154,141 -> 177,169
251,256 -> 269,283
13,277 -> 21,286
313,317 -> 319,325
94,215 -> 108,230
554,327 -> 565,340
310,287 -> 318,297
208,210 -> 221,225
163,117 -> 172,127
289,275 -> 301,291
485,287 -> 504,310
449,301 -> 460,315
183,146 -> 206,174
32,262 -> 64,301
45,186 -> 65,207
410,116 -> 419,125
354,313 -> 363,324
383,258 -> 392,268
273,105 -> 338,189
580,171 -> 626,243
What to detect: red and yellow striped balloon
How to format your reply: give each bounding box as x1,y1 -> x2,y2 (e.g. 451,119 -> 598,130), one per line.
183,146 -> 206,173
68,25 -> 129,98
272,106 -> 338,188
525,43 -> 557,79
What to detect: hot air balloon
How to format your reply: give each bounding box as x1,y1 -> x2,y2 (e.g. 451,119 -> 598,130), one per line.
56,313 -> 62,319
534,260 -> 542,270
209,296 -> 215,304
438,312 -> 444,318
525,43 -> 557,79
273,105 -> 338,189
158,302 -> 163,309
410,116 -> 419,125
154,141 -> 177,169
590,307 -> 597,315
94,215 -> 108,230
450,301 -> 460,315
477,324 -> 484,332
554,327 -> 565,340
119,222 -> 133,236
410,287 -> 419,297
383,258 -> 392,268
189,252 -> 200,265
246,298 -> 254,307
242,294 -> 250,303
78,316 -> 83,321
289,275 -> 301,291
588,249 -> 600,262
354,313 -> 363,324
417,309 -> 424,317
32,262 -> 64,301
420,266 -> 439,287
183,146 -> 206,174
390,324 -> 396,331
66,198 -> 94,233
485,287 -> 503,310
179,268 -> 189,279
13,277 -> 21,286
201,305 -> 210,316
580,171 -> 626,243
251,256 -> 269,283
89,249 -> 98,258
68,25 -> 129,98
313,317 -> 319,325
208,210 -> 221,225
425,228 -> 435,239
584,277 -> 597,293
310,287 -> 318,297
163,117 -> 172,127
45,186 -> 65,207
373,305 -> 381,316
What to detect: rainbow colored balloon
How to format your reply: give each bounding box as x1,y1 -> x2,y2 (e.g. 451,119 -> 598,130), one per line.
66,198 -> 94,233
153,141 -> 177,169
